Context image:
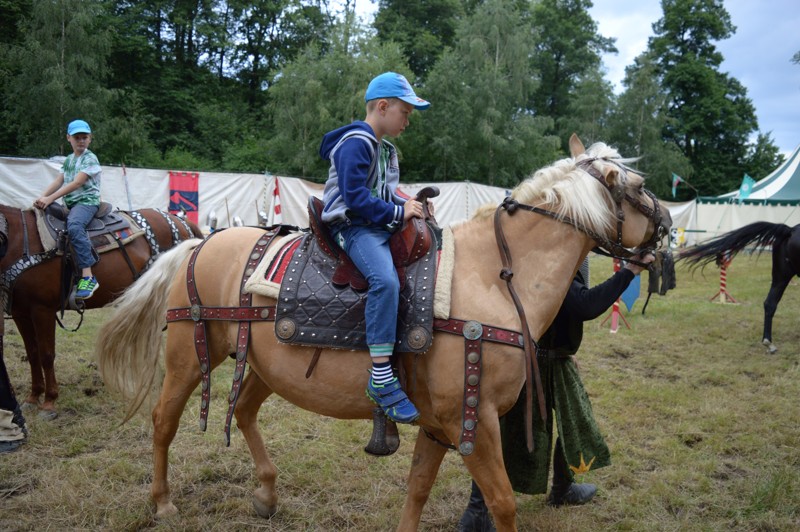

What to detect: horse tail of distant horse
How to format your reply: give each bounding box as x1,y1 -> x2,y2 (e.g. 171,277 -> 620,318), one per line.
96,238 -> 202,422
678,221 -> 793,270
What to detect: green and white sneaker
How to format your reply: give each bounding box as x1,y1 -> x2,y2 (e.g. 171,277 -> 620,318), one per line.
75,276 -> 99,299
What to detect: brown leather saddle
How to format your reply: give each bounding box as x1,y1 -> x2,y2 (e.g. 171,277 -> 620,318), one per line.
274,188 -> 441,353
306,186 -> 439,291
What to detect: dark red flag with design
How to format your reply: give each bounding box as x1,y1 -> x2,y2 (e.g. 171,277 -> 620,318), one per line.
168,171 -> 199,223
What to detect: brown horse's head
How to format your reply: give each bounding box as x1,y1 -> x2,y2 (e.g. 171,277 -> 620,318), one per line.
557,133 -> 672,257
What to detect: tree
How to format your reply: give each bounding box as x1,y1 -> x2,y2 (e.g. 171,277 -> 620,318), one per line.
558,66 -> 615,147
529,0 -> 616,143
5,0 -> 113,156
373,0 -> 464,80
230,0 -> 329,108
648,0 -> 774,195
607,53 -> 691,200
0,0 -> 33,150
743,132 -> 784,181
266,20 -> 411,179
403,0 -> 560,185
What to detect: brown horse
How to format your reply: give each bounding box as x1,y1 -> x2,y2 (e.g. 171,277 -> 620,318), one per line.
0,204 -> 203,418
96,136 -> 671,531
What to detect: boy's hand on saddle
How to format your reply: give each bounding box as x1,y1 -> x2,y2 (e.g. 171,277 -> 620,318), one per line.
33,197 -> 53,209
403,200 -> 424,221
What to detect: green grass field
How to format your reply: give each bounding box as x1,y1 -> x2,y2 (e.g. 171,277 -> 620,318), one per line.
1,255 -> 798,531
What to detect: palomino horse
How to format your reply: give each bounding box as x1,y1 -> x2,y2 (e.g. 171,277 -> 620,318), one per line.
0,204 -> 203,417
679,221 -> 800,353
96,135 -> 671,530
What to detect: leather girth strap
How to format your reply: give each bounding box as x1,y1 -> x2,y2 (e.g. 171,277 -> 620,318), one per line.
493,205 -> 546,454
165,230 -> 279,445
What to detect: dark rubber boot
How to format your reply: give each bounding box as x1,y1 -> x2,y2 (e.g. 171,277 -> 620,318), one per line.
547,438 -> 597,507
458,480 -> 496,532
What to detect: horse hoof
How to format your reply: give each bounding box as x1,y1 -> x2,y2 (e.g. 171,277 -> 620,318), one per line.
21,402 -> 38,412
253,487 -> 277,518
38,409 -> 58,421
155,502 -> 179,519
762,339 -> 778,354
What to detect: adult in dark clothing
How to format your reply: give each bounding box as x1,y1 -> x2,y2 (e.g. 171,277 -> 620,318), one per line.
459,254 -> 653,531
0,215 -> 27,453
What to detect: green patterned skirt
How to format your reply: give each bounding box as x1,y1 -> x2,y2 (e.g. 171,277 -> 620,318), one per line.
500,356 -> 610,494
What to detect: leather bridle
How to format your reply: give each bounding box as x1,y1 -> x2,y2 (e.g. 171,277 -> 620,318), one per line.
499,158 -> 667,267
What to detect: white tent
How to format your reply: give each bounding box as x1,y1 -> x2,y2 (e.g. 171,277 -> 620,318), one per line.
665,143 -> 800,246
0,156 -> 509,231
715,143 -> 800,202
4,155 -> 797,244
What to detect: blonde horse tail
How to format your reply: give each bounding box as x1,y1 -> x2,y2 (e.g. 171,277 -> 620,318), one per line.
96,238 -> 202,422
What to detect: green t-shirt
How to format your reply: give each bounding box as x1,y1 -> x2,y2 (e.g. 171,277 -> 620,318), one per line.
61,149 -> 101,207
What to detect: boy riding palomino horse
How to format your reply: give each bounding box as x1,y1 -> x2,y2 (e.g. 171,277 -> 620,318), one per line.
96,131 -> 671,530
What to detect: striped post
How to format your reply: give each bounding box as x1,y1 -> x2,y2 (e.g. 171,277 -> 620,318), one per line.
601,259 -> 631,333
710,252 -> 738,304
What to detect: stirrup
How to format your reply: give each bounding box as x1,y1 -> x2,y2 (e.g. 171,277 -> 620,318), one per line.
364,407 -> 400,456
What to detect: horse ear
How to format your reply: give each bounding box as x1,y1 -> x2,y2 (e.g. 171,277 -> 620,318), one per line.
603,167 -> 625,202
569,133 -> 585,157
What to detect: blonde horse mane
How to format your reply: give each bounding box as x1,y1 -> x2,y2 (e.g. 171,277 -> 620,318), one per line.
96,238 -> 202,422
472,142 -> 640,237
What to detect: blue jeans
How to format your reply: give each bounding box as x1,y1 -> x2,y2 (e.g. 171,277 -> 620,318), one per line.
337,224 -> 399,347
67,204 -> 99,269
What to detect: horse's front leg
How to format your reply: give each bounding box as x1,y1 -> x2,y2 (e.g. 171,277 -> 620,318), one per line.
762,276 -> 790,353
462,415 -> 517,532
14,310 -> 58,417
396,426 -> 449,532
233,369 -> 278,518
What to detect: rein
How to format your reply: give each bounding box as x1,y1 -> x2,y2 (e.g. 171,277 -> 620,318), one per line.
493,205 -> 546,454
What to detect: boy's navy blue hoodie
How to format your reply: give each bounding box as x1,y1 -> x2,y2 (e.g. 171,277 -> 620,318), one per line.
319,121 -> 405,229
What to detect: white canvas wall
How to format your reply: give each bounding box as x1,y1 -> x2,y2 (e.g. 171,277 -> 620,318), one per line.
3,157 -> 797,241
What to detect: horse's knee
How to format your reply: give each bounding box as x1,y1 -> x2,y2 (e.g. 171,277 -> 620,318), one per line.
486,492 -> 516,530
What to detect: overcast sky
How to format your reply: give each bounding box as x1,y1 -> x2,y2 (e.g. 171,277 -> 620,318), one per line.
352,0 -> 800,157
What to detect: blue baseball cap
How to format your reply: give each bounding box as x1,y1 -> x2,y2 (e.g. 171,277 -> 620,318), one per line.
365,72 -> 430,110
67,119 -> 92,135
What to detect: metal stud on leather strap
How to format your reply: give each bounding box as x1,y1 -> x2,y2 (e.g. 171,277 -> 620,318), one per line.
462,320 -> 483,340
460,334 -> 483,456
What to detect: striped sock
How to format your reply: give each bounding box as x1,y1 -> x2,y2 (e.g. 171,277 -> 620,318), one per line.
369,344 -> 395,385
371,361 -> 394,385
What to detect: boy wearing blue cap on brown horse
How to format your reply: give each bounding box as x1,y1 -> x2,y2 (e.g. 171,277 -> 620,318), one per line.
319,72 -> 431,423
34,119 -> 102,300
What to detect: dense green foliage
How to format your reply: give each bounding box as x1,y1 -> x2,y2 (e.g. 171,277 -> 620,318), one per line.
0,0 -> 785,195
